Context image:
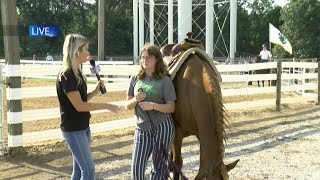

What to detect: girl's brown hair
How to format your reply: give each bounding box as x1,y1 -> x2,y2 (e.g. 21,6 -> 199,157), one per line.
137,43 -> 169,80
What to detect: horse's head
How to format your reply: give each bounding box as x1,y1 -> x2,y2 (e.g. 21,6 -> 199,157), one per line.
196,160 -> 239,180
255,55 -> 262,63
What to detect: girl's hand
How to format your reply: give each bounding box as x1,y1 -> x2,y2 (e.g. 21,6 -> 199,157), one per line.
109,104 -> 126,112
139,102 -> 154,111
135,92 -> 146,102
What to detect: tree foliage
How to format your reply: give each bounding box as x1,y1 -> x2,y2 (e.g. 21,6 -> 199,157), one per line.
280,0 -> 320,58
0,0 -> 318,59
237,0 -> 275,55
0,0 -> 132,58
104,0 -> 133,56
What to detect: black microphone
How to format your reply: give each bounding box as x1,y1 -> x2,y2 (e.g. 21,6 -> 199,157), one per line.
137,88 -> 144,102
137,88 -> 150,113
89,59 -> 107,94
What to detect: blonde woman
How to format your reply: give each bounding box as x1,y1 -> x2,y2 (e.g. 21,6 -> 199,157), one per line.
56,34 -> 124,180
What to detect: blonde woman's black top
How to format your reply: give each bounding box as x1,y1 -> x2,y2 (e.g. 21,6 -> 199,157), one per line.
56,68 -> 91,132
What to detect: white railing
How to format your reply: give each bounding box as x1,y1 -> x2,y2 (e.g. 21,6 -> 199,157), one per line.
6,62 -> 317,98
2,61 -> 319,145
0,59 -> 134,65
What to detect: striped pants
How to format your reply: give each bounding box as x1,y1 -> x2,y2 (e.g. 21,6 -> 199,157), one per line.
131,116 -> 175,180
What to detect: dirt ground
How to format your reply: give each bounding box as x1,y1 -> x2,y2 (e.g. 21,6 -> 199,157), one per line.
1,103 -> 320,180
1,79 -> 320,179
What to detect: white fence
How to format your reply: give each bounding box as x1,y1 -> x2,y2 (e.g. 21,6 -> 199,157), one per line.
1,61 -> 319,146
0,59 -> 134,65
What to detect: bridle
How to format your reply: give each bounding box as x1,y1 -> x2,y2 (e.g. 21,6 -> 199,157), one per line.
195,160 -> 224,180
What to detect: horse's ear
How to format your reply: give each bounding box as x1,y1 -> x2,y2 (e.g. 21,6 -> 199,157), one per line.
226,159 -> 239,171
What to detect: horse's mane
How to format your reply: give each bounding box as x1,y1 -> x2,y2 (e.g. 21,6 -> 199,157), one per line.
163,41 -> 227,160
200,55 -> 227,160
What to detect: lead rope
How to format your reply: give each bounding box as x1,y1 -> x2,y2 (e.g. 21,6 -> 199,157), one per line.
137,88 -> 188,180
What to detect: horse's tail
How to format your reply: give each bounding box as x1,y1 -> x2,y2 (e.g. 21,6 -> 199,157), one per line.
202,60 -> 228,159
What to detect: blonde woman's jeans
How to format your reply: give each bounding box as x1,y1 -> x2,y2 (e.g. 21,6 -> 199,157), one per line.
62,127 -> 95,180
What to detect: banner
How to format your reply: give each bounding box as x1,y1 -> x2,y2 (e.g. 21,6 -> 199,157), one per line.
269,23 -> 292,54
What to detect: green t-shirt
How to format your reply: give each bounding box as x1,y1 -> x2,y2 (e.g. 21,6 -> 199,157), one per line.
127,75 -> 176,130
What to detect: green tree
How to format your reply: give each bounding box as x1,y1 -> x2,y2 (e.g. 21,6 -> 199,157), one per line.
17,0 -> 60,57
14,0 -> 100,58
104,0 -> 133,56
272,44 -> 291,58
236,3 -> 252,55
280,0 -> 320,58
247,0 -> 274,53
14,0 -> 134,57
236,0 -> 281,57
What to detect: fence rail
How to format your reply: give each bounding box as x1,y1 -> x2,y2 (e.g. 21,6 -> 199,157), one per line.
4,62 -> 316,98
1,61 -> 319,146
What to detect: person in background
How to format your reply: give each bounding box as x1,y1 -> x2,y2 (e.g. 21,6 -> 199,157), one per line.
32,54 -> 37,64
126,43 -> 176,179
56,34 -> 124,180
46,53 -> 53,61
259,44 -> 272,62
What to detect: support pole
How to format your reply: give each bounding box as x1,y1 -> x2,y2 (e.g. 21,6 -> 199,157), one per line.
98,0 -> 105,61
178,0 -> 192,42
133,0 -> 139,64
168,0 -> 173,43
1,0 -> 23,155
149,0 -> 154,44
229,0 -> 237,62
139,0 -> 145,50
206,0 -> 214,58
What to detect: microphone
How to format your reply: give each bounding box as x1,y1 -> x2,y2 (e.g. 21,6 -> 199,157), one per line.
137,88 -> 150,113
89,58 -> 107,94
137,88 -> 144,102
138,88 -> 144,93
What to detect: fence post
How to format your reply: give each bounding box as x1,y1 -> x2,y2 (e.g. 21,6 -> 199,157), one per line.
0,67 -> 3,156
318,61 -> 320,105
98,0 -> 105,62
276,60 -> 282,111
1,0 -> 23,155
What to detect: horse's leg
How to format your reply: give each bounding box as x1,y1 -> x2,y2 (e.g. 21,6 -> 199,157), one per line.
171,128 -> 184,180
187,88 -> 219,179
262,80 -> 265,87
258,81 -> 260,87
248,71 -> 252,85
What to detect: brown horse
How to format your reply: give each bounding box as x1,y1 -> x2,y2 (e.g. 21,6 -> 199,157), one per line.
161,44 -> 239,180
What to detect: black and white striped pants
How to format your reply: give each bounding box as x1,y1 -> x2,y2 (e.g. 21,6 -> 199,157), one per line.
131,116 -> 175,180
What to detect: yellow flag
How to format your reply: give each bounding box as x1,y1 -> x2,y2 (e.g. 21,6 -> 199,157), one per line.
269,23 -> 292,54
